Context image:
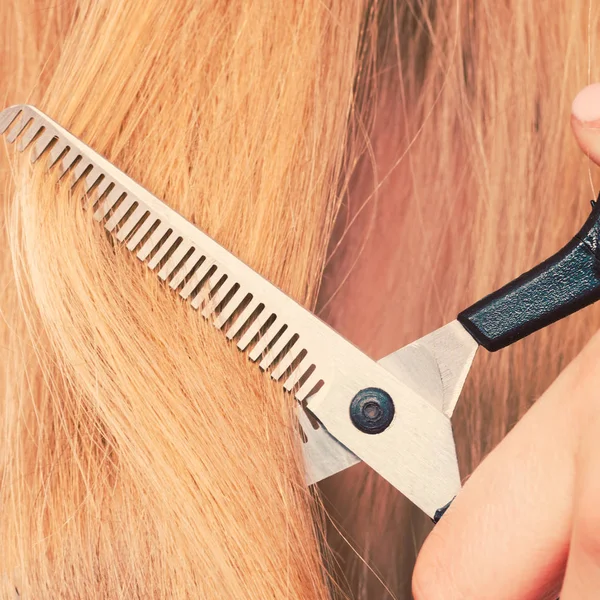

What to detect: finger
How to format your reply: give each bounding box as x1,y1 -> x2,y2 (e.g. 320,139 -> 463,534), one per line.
412,332 -> 600,600
560,411 -> 600,600
572,83 -> 600,165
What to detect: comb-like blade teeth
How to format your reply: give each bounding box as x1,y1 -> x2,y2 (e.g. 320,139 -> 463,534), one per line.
259,330 -> 293,371
147,233 -> 179,270
0,106 -> 21,134
157,241 -> 192,281
271,344 -> 303,380
48,140 -> 69,167
137,222 -> 171,261
83,169 -> 104,193
283,359 -> 307,391
295,371 -> 322,403
249,321 -> 283,362
227,298 -> 261,340
104,196 -> 135,232
56,148 -> 81,179
126,215 -> 158,251
236,308 -> 270,350
17,122 -> 43,151
190,271 -> 222,310
0,106 -> 372,457
85,177 -> 112,210
115,204 -> 146,241
6,115 -> 31,143
201,277 -> 235,318
180,258 -> 214,299
30,130 -> 57,163
213,289 -> 246,329
168,249 -> 201,289
94,187 -> 125,221
70,160 -> 92,187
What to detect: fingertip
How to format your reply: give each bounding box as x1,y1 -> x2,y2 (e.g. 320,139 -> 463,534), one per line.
412,530 -> 452,600
571,85 -> 600,166
572,83 -> 600,124
413,504 -> 467,600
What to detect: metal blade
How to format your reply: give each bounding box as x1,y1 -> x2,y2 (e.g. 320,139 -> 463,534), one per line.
298,406 -> 361,484
378,320 -> 478,419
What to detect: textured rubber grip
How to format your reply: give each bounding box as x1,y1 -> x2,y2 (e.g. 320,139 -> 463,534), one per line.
458,199 -> 600,352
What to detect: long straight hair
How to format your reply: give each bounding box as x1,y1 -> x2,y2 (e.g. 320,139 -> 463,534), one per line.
1,1 -> 600,599
0,1 -> 367,597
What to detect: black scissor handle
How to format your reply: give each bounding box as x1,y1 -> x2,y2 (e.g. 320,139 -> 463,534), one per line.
458,197 -> 600,352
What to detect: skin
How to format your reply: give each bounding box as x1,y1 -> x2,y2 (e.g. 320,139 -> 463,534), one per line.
412,84 -> 600,600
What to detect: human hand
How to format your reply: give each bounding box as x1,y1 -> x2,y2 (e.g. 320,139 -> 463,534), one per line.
412,83 -> 600,600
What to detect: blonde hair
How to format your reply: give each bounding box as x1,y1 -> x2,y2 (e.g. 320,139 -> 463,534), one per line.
1,1 -> 367,597
2,1 -> 600,599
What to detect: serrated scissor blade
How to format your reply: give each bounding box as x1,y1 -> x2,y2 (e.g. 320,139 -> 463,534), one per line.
0,104 -> 461,519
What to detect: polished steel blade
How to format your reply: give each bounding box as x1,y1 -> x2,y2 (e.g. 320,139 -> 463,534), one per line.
378,320 -> 478,419
298,407 -> 361,484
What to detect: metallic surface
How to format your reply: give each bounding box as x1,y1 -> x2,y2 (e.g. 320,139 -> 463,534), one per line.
378,321 -> 478,419
0,104 -> 470,518
298,407 -> 360,484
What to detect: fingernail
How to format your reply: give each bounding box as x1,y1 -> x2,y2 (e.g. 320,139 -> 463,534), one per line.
572,83 -> 600,123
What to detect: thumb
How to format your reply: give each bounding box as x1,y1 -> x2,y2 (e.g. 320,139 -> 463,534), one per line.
572,83 -> 600,165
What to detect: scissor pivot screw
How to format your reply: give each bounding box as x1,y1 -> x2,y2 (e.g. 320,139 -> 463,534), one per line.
349,387 -> 395,434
